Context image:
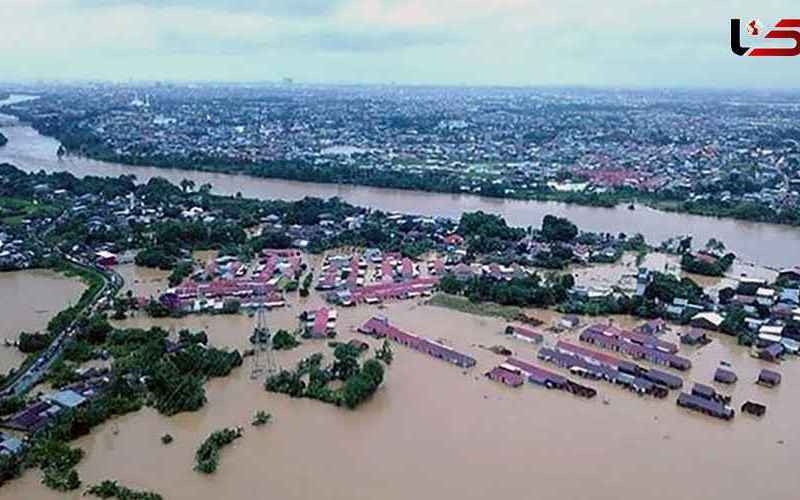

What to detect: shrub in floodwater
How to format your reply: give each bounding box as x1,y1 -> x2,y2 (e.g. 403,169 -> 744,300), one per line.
85,479 -> 163,500
194,427 -> 243,474
251,411 -> 272,426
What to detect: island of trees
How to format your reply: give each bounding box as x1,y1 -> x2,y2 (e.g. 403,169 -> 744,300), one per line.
265,342 -> 390,410
194,427 -> 243,474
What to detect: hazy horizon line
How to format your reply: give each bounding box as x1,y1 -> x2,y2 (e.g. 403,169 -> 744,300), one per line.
2,78 -> 800,94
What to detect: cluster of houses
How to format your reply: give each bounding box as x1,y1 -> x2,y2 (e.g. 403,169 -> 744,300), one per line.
486,357 -> 597,398
667,353 -> 782,421
158,249 -> 303,313
0,376 -> 109,448
536,341 -> 682,399
579,323 -> 692,371
0,229 -> 44,270
731,272 -> 800,362
317,250 -> 440,307
730,272 -> 800,316
677,383 -> 736,420
670,271 -> 800,363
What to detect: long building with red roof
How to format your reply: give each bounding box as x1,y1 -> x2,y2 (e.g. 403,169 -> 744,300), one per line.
359,316 -> 475,368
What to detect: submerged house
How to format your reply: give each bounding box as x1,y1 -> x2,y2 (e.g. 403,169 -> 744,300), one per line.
583,323 -> 678,354
538,346 -> 668,398
559,315 -> 581,329
504,357 -> 597,398
690,312 -> 724,331
346,277 -> 439,305
677,392 -> 735,420
680,329 -> 711,346
757,369 -> 782,388
579,327 -> 691,371
757,343 -> 784,363
741,401 -> 767,417
556,340 -> 684,390
691,383 -> 730,404
505,325 -> 544,344
635,319 -> 667,336
714,367 -> 738,385
486,364 -> 525,387
307,307 -> 337,339
1,400 -> 62,434
359,316 -> 476,368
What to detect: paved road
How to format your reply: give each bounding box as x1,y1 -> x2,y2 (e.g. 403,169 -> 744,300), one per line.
1,255 -> 122,397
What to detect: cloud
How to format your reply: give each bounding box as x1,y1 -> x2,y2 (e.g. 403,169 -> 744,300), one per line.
0,0 -> 799,87
72,0 -> 346,17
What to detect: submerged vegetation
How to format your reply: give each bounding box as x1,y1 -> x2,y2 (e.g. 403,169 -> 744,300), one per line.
0,320 -> 243,491
85,480 -> 163,500
251,411 -> 272,426
271,329 -> 301,350
265,344 -> 388,409
194,427 -> 243,474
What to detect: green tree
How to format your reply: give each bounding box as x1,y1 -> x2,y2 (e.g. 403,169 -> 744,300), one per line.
541,215 -> 578,242
332,344 -> 361,380
362,359 -> 385,386
375,340 -> 394,365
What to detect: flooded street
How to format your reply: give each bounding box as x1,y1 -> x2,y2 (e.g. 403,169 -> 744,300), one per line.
1,95 -> 800,269
0,269 -> 85,373
1,265 -> 798,500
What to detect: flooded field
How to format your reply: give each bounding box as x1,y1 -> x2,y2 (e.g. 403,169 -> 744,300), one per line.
1,267 -> 798,500
116,263 -> 171,300
0,269 -> 86,373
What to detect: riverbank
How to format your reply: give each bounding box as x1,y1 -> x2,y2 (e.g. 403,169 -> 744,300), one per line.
30,142 -> 800,227
0,121 -> 798,269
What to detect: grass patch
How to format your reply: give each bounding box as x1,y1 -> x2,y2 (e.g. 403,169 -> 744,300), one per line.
426,293 -> 523,321
0,197 -> 52,225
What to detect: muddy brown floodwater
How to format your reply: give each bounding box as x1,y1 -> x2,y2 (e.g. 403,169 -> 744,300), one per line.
0,269 -> 86,373
1,264 -> 798,500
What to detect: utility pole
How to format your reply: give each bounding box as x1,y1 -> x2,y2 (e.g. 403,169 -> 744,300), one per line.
250,305 -> 278,379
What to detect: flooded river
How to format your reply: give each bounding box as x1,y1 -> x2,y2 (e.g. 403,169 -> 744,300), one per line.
0,269 -> 85,373
1,95 -> 799,269
1,274 -> 798,500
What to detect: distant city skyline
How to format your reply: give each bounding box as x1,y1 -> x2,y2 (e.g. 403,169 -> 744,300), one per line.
2,0 -> 800,89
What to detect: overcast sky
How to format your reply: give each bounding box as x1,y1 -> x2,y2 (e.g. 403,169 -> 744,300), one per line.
1,0 -> 798,88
